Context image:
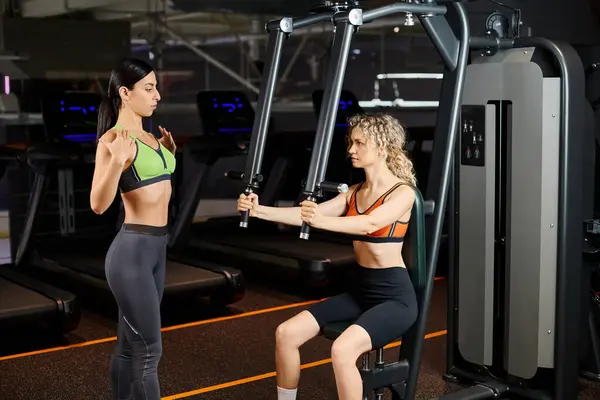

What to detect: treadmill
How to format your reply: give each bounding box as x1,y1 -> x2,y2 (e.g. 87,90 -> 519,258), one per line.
169,91 -> 357,290
0,110 -> 80,335
11,91 -> 244,309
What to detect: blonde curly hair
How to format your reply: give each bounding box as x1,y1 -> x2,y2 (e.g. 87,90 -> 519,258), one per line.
347,113 -> 417,186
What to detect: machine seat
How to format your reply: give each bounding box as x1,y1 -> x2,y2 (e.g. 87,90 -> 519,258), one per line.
323,321 -> 354,341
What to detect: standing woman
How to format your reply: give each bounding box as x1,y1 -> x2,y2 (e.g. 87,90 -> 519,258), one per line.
90,58 -> 177,400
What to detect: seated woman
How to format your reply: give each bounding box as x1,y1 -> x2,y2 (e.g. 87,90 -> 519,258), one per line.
237,113 -> 419,400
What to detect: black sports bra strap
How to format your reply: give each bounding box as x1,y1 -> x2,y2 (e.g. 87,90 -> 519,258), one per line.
352,181 -> 365,202
382,182 -> 407,202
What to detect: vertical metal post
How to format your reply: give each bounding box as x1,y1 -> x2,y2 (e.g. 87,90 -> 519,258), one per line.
238,19 -> 292,227
235,11 -> 343,228
404,3 -> 470,400
299,9 -> 363,240
15,167 -> 46,266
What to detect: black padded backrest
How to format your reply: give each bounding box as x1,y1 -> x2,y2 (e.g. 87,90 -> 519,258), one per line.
397,186 -> 435,399
402,188 -> 433,293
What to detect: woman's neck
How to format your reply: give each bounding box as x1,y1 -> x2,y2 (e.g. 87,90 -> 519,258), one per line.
115,108 -> 144,132
362,162 -> 397,192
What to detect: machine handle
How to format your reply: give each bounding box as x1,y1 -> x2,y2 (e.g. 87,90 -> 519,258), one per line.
299,194 -> 317,240
239,186 -> 256,228
300,221 -> 311,240
225,171 -> 244,180
240,210 -> 250,228
319,181 -> 349,194
298,183 -> 347,240
227,171 -> 264,228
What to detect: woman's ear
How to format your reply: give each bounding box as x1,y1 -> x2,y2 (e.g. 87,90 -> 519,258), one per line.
118,86 -> 129,102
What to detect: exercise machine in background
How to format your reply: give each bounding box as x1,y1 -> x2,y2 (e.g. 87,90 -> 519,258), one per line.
0,109 -> 80,335
432,17 -> 593,400
7,91 -> 245,314
171,89 -> 357,291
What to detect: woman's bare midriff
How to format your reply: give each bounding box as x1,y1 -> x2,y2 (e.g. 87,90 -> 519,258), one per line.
121,180 -> 172,227
353,240 -> 406,269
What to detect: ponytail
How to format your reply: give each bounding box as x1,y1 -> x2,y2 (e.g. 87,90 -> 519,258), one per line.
96,97 -> 119,141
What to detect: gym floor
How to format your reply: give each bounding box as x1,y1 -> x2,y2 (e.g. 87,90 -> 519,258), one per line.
2,276 -> 600,400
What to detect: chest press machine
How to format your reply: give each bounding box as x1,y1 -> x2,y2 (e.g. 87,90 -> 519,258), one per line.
232,0 -> 594,399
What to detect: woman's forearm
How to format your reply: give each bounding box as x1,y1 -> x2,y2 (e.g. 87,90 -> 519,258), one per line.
313,215 -> 375,235
90,160 -> 124,214
255,205 -> 302,226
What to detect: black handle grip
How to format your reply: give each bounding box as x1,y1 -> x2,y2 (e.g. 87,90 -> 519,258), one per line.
239,187 -> 254,228
299,195 -> 317,240
240,210 -> 250,228
226,171 -> 244,180
319,181 -> 349,194
300,221 -> 310,240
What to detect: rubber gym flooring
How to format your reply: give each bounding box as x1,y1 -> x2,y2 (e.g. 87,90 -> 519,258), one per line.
1,277 -> 599,399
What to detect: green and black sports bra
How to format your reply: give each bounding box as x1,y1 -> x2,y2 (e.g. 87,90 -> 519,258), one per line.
112,125 -> 176,193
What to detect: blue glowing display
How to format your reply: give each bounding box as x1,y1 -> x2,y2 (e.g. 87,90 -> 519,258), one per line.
312,90 -> 362,129
212,97 -> 244,113
42,92 -> 101,143
197,91 -> 255,136
60,101 -> 97,115
338,100 -> 353,111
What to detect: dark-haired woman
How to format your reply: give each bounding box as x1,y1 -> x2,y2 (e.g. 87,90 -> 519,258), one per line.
90,58 -> 176,400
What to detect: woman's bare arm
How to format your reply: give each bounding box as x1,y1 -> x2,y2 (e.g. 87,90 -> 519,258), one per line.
90,132 -> 125,214
255,188 -> 352,226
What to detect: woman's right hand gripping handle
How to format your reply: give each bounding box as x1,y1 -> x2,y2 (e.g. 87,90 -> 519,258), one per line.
237,193 -> 259,218
90,130 -> 136,215
236,193 -> 304,227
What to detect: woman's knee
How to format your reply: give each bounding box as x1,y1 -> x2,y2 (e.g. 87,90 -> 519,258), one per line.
275,311 -> 320,349
129,335 -> 162,361
331,326 -> 371,366
331,339 -> 359,366
276,321 -> 302,349
148,338 -> 162,360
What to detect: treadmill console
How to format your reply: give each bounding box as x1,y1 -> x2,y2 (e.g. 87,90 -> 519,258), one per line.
41,91 -> 101,144
312,89 -> 363,129
196,90 -> 255,140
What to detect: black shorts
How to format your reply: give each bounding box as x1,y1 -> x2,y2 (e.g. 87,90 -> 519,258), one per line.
307,264 -> 418,349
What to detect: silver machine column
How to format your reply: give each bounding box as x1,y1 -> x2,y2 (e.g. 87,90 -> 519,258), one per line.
458,49 -> 561,377
438,34 -> 593,399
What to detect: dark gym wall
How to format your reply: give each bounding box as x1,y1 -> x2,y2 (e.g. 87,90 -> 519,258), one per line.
1,18 -> 131,79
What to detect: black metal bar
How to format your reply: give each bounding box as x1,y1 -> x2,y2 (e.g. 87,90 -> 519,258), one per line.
361,360 -> 409,395
15,170 -> 46,266
445,138 -> 458,376
299,12 -> 359,240
319,181 -> 349,194
362,3 -> 447,21
239,22 -> 290,228
432,384 -> 498,400
418,14 -> 459,69
292,12 -> 335,29
469,36 -> 515,50
513,36 -> 587,400
404,2 -> 471,399
266,12 -> 334,31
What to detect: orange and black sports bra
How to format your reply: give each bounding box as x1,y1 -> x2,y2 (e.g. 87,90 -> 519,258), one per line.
346,181 -> 409,243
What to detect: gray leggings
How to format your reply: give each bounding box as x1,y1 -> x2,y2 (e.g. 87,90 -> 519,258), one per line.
105,223 -> 168,400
